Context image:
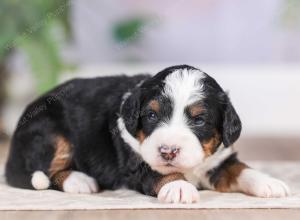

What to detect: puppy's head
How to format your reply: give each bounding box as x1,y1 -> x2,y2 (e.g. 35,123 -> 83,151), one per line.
119,65 -> 241,174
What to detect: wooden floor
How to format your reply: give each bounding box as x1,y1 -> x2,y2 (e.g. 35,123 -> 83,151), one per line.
0,209 -> 300,220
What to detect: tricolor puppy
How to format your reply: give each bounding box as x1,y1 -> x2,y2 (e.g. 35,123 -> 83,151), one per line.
6,65 -> 290,203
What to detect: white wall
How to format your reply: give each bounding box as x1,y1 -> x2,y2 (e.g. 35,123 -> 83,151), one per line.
70,0 -> 300,64
203,64 -> 300,136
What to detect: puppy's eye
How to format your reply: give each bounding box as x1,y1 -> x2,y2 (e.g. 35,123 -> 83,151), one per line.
147,111 -> 158,121
193,115 -> 205,126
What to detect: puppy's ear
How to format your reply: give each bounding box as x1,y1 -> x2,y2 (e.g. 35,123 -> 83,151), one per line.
221,95 -> 242,147
121,88 -> 141,135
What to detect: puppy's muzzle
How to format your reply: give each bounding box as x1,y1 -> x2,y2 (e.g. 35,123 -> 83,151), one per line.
159,145 -> 180,161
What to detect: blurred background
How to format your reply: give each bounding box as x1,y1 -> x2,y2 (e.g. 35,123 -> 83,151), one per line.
0,0 -> 300,162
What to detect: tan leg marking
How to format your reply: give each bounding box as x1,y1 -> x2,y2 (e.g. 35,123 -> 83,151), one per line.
153,173 -> 186,195
51,171 -> 72,189
49,136 -> 73,189
214,162 -> 248,192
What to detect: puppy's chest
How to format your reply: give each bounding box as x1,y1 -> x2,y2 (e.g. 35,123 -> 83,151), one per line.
184,166 -> 214,190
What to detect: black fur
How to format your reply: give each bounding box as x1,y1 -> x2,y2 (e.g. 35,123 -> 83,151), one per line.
5,65 -> 242,196
201,74 -> 242,147
6,75 -> 164,195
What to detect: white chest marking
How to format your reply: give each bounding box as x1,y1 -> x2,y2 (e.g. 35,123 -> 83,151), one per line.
185,146 -> 234,189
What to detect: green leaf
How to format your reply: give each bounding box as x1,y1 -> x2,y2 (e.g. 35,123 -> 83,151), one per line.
113,17 -> 147,43
20,27 -> 63,94
281,0 -> 300,28
0,0 -> 72,93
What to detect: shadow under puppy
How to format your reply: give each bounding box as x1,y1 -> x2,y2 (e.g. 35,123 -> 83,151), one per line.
5,65 -> 290,203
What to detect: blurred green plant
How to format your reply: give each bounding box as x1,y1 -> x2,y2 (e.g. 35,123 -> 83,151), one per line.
281,0 -> 300,28
113,17 -> 148,44
0,0 -> 71,94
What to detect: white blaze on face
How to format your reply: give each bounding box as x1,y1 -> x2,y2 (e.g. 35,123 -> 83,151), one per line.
163,68 -> 205,133
140,69 -> 207,174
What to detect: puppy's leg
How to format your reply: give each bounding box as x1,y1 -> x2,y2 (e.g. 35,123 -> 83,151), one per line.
233,167 -> 290,197
155,174 -> 200,203
49,136 -> 98,194
51,170 -> 98,194
131,170 -> 199,203
209,155 -> 290,197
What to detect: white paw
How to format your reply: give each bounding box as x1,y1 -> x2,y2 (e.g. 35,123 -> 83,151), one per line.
63,171 -> 99,194
31,171 -> 50,190
237,169 -> 290,198
158,180 -> 200,203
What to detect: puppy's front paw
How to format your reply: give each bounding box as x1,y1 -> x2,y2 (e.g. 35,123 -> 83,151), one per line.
63,171 -> 99,194
157,180 -> 200,203
238,169 -> 290,198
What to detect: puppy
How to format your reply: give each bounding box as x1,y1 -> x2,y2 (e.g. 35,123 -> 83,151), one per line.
5,65 -> 290,203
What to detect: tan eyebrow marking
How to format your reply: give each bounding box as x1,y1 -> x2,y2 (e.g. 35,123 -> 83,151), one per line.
149,100 -> 160,113
49,136 -> 72,178
189,104 -> 204,117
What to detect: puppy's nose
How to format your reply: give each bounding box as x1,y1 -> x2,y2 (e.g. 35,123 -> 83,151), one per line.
159,145 -> 180,161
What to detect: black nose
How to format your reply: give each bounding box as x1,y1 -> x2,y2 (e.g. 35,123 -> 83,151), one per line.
159,145 -> 180,161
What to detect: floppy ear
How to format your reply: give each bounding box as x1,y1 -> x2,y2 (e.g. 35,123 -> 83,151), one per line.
120,88 -> 141,135
222,97 -> 242,147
